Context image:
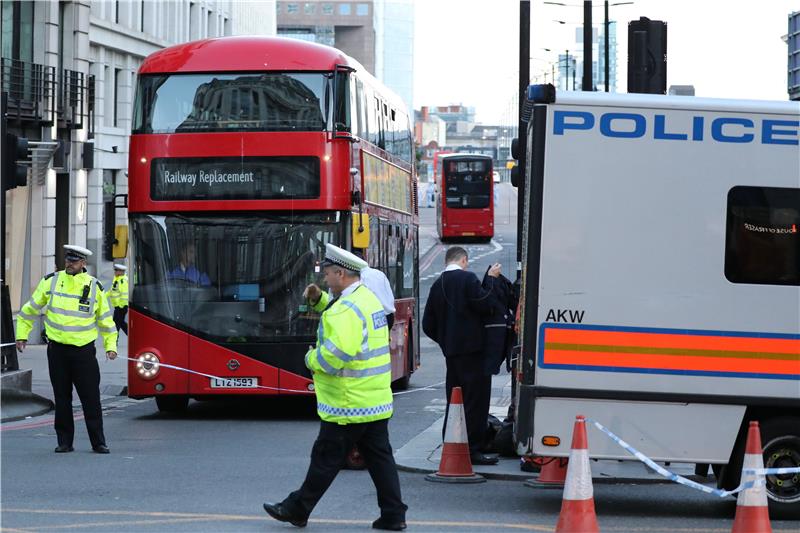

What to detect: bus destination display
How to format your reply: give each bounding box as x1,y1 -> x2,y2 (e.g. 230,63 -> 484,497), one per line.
150,156 -> 319,201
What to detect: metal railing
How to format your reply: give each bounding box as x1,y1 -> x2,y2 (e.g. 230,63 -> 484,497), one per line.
59,68 -> 86,129
1,57 -> 56,126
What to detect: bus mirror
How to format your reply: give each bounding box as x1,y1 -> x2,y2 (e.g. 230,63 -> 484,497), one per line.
510,165 -> 520,188
352,213 -> 370,249
112,225 -> 128,259
510,138 -> 520,160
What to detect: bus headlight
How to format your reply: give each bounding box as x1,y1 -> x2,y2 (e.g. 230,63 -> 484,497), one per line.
136,352 -> 161,380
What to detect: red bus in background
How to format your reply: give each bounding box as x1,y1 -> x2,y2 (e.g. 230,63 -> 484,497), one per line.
127,37 -> 420,412
435,153 -> 494,242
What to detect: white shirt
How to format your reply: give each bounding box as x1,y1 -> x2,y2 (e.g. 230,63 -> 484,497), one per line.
339,280 -> 362,299
360,266 -> 396,314
444,263 -> 463,272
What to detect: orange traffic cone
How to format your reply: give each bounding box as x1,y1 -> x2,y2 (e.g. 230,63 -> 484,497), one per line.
524,456 -> 569,489
731,421 -> 772,533
555,415 -> 599,533
425,387 -> 485,484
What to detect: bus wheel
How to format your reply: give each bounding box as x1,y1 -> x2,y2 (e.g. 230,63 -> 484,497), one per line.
155,395 -> 189,413
761,417 -> 800,519
392,329 -> 412,391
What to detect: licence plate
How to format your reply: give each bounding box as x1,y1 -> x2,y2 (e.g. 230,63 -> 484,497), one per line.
210,377 -> 258,388
462,232 -> 475,236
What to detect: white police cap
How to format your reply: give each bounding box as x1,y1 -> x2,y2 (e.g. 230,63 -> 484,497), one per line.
320,243 -> 367,273
64,244 -> 92,260
113,263 -> 127,271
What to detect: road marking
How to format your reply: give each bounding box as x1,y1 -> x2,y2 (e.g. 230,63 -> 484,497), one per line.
0,508 -> 760,532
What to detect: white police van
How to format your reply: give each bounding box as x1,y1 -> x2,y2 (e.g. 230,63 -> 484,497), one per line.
514,85 -> 800,518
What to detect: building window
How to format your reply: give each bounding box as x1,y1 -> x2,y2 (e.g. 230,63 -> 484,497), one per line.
725,186 -> 799,286
304,3 -> 315,15
286,3 -> 299,13
322,3 -> 334,15
356,3 -> 368,16
113,68 -> 122,127
338,3 -> 351,15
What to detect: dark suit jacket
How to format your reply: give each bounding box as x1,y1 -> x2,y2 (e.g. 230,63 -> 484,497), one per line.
422,268 -> 494,358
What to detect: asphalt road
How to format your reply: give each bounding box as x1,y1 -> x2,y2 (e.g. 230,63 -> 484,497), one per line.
2,184 -> 796,532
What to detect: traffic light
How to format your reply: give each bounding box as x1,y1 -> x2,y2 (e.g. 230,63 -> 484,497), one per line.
627,17 -> 667,95
3,133 -> 29,191
510,137 -> 520,187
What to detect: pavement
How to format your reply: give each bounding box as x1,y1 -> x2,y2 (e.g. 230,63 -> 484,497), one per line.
2,182 -> 698,486
1,333 -> 129,423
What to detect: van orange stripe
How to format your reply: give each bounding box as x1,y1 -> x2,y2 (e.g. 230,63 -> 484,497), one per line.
545,328 -> 799,354
545,349 -> 800,375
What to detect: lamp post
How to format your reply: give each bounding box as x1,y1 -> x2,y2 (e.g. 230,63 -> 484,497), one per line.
605,1 -> 632,91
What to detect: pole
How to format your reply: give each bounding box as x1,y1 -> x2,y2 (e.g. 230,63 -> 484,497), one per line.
1,92 -> 19,372
583,0 -> 592,91
604,0 -> 610,92
565,50 -> 569,90
516,0 -> 530,273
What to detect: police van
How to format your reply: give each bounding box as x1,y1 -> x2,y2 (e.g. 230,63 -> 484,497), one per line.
514,86 -> 800,517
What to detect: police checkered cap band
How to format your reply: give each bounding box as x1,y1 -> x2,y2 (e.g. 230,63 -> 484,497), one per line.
321,243 -> 367,273
64,244 -> 92,260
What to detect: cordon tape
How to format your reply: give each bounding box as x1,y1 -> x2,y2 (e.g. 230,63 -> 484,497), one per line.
586,418 -> 800,497
118,355 -> 443,397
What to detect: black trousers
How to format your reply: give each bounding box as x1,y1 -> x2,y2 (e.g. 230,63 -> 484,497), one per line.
283,418 -> 407,521
113,306 -> 128,335
47,341 -> 106,448
443,353 -> 492,454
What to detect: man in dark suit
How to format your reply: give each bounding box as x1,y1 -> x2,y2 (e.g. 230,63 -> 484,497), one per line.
422,246 -> 501,465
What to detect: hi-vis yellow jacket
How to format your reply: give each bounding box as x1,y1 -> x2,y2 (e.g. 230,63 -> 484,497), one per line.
306,283 -> 393,424
110,274 -> 129,308
16,270 -> 118,352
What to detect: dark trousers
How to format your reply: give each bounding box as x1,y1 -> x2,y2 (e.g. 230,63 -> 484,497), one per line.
444,353 -> 492,454
284,418 -> 407,521
113,306 -> 128,335
47,341 -> 106,448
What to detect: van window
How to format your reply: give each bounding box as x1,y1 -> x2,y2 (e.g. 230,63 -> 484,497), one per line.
724,186 -> 799,286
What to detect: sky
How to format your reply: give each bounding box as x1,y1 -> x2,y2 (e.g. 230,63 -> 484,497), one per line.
412,0 -> 800,124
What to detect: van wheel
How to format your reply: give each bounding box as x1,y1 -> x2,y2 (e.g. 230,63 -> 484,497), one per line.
155,395 -> 189,413
761,417 -> 800,519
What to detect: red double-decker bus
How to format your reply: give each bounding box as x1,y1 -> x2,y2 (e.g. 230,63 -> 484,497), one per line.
436,153 -> 494,241
127,37 -> 420,412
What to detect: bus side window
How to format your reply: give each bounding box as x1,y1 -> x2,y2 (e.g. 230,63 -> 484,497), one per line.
355,78 -> 365,139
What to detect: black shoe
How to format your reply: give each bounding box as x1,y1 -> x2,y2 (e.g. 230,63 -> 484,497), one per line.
92,445 -> 110,454
54,445 -> 74,453
372,517 -> 407,531
263,502 -> 307,528
470,452 -> 499,465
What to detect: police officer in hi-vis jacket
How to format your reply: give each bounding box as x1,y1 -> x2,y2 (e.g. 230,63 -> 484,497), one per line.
110,263 -> 129,335
15,245 -> 118,454
263,244 -> 407,531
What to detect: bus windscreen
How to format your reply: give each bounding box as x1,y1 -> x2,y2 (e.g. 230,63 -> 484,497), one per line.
132,72 -> 328,134
130,213 -> 341,342
444,160 -> 491,209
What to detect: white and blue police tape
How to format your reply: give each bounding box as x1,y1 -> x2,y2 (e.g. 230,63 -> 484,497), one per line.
586,418 -> 800,498
1,342 -> 17,348
119,355 -> 444,397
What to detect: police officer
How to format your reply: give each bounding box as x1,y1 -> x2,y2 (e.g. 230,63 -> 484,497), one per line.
263,244 -> 407,531
110,263 -> 129,335
15,245 -> 118,454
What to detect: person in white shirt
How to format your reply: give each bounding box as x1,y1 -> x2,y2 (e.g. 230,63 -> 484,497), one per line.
359,263 -> 396,330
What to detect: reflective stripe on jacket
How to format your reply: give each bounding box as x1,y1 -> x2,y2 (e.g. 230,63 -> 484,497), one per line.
16,271 -> 119,352
110,274 -> 129,308
306,285 -> 393,424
